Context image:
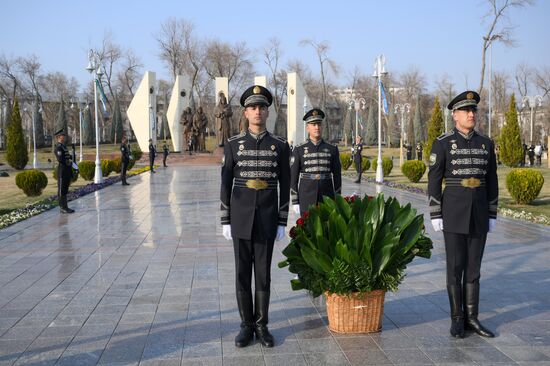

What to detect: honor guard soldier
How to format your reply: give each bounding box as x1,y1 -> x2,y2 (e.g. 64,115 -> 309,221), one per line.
162,142 -> 169,167
351,136 -> 364,183
428,91 -> 498,339
54,129 -> 74,213
220,85 -> 290,348
148,139 -> 156,173
290,108 -> 342,216
416,142 -> 423,161
120,136 -> 131,185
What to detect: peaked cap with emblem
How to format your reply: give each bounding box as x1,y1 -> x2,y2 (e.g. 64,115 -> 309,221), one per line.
240,85 -> 273,107
303,108 -> 325,124
447,90 -> 480,111
54,128 -> 67,136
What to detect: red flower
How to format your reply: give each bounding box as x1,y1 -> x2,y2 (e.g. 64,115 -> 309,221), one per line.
303,211 -> 310,219
296,217 -> 305,226
344,196 -> 350,202
350,195 -> 357,203
289,227 -> 297,239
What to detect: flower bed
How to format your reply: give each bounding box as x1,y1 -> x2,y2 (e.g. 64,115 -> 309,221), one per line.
0,166 -> 150,230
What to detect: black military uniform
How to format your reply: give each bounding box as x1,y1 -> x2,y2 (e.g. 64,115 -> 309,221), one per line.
406,143 -> 413,160
220,85 -> 290,348
120,141 -> 131,185
351,138 -> 363,183
528,145 -> 535,166
416,143 -> 423,161
148,139 -> 156,173
291,108 -> 342,216
428,90 -> 498,339
162,143 -> 169,167
54,129 -> 74,213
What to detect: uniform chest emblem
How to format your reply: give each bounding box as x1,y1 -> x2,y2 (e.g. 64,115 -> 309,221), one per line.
482,144 -> 486,150
323,148 -> 329,153
238,140 -> 245,144
290,156 -> 295,167
271,145 -> 275,151
452,143 -> 457,150
304,148 -> 309,154
239,144 -> 244,151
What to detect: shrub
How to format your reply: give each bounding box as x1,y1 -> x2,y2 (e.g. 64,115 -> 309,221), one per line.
101,159 -> 115,177
132,144 -> 143,161
78,161 -> 95,181
112,157 -> 122,174
401,160 -> 426,183
52,165 -> 79,184
340,153 -> 352,171
127,159 -> 136,171
371,157 -> 393,176
15,169 -> 48,197
506,168 -> 544,204
352,158 -> 370,172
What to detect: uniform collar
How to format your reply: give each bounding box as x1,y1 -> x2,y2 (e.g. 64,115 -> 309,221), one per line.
248,129 -> 268,140
455,128 -> 475,140
308,138 -> 323,146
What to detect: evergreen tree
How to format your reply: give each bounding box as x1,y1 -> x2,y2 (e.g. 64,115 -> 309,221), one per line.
6,99 -> 29,170
413,97 -> 423,144
407,105 -> 415,147
388,110 -> 400,147
33,98 -> 45,148
55,99 -> 68,142
83,104 -> 94,145
365,103 -> 376,145
110,98 -> 124,144
424,97 -> 444,163
500,94 -> 523,167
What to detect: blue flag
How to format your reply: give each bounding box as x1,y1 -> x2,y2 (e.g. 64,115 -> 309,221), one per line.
380,80 -> 389,115
95,79 -> 108,113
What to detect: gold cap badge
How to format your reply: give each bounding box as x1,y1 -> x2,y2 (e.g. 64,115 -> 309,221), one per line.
253,86 -> 261,94
312,110 -> 318,116
467,92 -> 474,100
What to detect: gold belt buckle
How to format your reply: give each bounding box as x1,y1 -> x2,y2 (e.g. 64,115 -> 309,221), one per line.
246,179 -> 268,190
461,177 -> 480,188
315,174 -> 321,180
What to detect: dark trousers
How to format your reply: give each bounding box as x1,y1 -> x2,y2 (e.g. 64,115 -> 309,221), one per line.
149,157 -> 155,171
121,160 -> 128,183
354,157 -> 362,181
233,238 -> 275,294
163,154 -> 168,167
444,231 -> 487,286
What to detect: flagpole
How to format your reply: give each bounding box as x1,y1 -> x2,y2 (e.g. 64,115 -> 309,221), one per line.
373,55 -> 387,184
87,49 -> 104,184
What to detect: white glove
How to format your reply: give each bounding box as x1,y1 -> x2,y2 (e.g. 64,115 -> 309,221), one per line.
71,162 -> 79,170
292,204 -> 300,215
222,225 -> 232,240
275,226 -> 285,241
431,218 -> 443,232
488,218 -> 496,233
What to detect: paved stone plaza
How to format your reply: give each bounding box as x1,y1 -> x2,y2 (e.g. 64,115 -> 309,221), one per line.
0,165 -> 549,366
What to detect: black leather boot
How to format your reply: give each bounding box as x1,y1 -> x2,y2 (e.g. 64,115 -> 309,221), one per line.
254,291 -> 274,347
447,285 -> 465,338
464,283 -> 494,337
59,196 -> 74,214
235,291 -> 254,347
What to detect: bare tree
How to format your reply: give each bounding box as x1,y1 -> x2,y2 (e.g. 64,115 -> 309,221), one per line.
534,66 -> 550,98
399,66 -> 426,102
18,54 -> 46,146
478,0 -> 534,94
115,49 -> 142,98
95,32 -> 122,109
0,54 -> 20,102
156,18 -> 186,80
514,62 -> 532,98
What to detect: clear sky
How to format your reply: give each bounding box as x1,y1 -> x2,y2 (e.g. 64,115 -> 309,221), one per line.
2,0 -> 549,94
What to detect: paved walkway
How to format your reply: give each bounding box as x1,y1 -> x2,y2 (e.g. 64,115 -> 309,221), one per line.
0,166 -> 549,366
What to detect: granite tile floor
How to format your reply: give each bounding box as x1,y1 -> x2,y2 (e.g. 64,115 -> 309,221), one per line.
0,165 -> 549,366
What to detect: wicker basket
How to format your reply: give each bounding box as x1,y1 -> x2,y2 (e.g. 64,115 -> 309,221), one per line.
325,290 -> 385,333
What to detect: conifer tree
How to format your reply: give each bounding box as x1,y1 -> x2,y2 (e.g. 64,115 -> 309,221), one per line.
424,97 -> 444,163
83,105 -> 94,145
55,99 -> 68,142
33,98 -> 45,147
365,103 -> 376,145
6,99 -> 29,170
110,98 -> 124,144
499,94 -> 523,167
413,97 -> 423,144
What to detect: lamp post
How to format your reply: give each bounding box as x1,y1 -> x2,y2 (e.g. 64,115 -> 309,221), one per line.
373,55 -> 388,183
86,49 -> 104,184
394,103 -> 410,167
347,94 -> 366,140
71,96 -> 85,162
522,95 -> 543,145
303,96 -> 308,143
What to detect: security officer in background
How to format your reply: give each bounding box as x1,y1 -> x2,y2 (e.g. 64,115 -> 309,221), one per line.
351,135 -> 364,183
406,143 -> 413,160
416,142 -> 423,161
162,142 -> 169,167
120,136 -> 131,186
291,108 -> 341,216
148,138 -> 156,173
428,91 -> 498,339
220,85 -> 290,348
54,129 -> 74,213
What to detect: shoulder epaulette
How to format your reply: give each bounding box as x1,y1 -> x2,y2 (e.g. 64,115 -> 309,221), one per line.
228,132 -> 246,142
437,130 -> 455,141
295,141 -> 308,148
271,134 -> 287,143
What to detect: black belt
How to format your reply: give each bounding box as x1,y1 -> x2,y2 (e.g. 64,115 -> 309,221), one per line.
445,177 -> 486,188
233,178 -> 278,190
299,173 -> 332,180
